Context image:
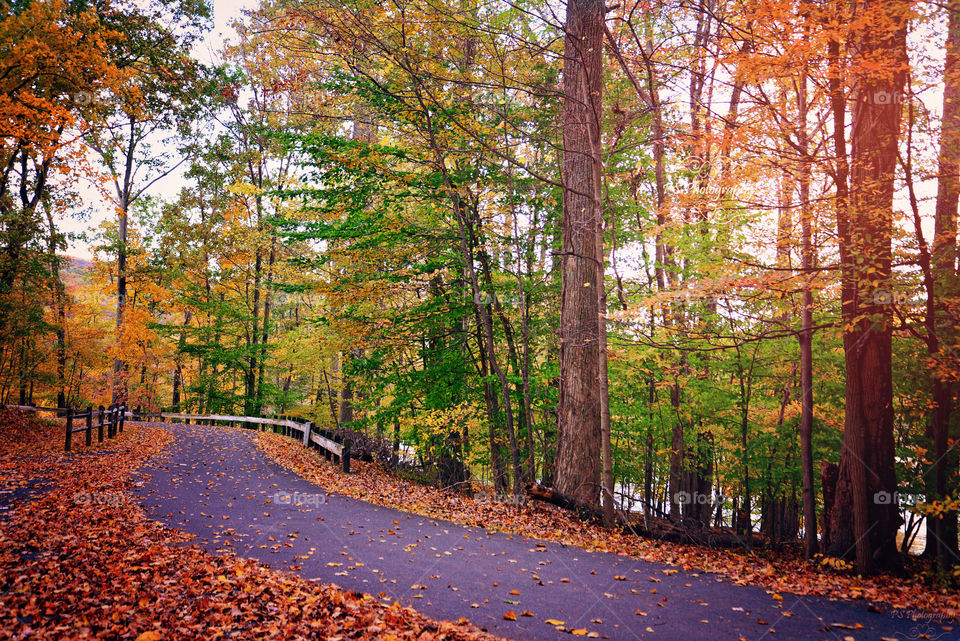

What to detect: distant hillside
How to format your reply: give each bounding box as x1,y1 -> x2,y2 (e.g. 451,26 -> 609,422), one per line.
61,256 -> 93,289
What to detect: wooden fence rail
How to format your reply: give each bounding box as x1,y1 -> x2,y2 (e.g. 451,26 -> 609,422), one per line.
125,411 -> 352,473
62,404 -> 126,452
2,404 -> 348,470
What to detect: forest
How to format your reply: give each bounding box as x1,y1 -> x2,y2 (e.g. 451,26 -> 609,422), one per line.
2,0 -> 958,579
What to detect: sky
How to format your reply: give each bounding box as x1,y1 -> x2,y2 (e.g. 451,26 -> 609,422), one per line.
62,0 -> 255,260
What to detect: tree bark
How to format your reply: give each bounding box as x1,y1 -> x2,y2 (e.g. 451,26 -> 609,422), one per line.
827,0 -> 908,573
599,255 -> 615,528
928,0 -> 960,569
555,0 -> 605,512
797,63 -> 818,560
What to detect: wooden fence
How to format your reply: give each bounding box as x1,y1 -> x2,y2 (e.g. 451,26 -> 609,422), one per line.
2,404 -> 349,470
126,411 -> 352,473
62,404 -> 127,452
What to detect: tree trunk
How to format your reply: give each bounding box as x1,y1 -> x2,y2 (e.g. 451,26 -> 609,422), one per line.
555,0 -> 605,512
599,257 -> 615,528
255,235 -> 277,415
339,365 -> 354,425
114,198 -> 128,403
43,206 -> 66,409
827,0 -> 908,573
246,235 -> 262,416
797,64 -> 818,560
928,0 -> 960,569
172,311 -> 190,411
669,383 -> 685,521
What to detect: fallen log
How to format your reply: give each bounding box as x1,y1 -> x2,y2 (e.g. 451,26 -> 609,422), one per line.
630,518 -> 768,549
524,482 -> 602,522
524,482 -> 767,549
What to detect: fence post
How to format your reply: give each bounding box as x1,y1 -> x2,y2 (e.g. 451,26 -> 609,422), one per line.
119,404 -> 125,433
98,405 -> 106,439
65,407 -> 73,452
97,405 -> 104,442
342,438 -> 351,474
302,421 -> 311,447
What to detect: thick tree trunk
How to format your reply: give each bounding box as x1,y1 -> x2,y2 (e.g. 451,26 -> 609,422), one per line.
827,0 -> 908,573
928,0 -> 960,569
555,0 -> 605,512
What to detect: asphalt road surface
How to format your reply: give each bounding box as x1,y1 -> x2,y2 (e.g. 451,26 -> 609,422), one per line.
131,423 -> 958,641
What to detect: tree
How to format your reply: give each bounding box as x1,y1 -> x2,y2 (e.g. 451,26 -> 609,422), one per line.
84,0 -> 211,402
926,0 -> 960,569
827,0 -> 909,574
555,0 -> 606,513
0,0 -> 121,396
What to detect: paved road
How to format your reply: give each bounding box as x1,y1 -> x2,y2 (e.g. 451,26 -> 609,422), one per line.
131,424 -> 957,641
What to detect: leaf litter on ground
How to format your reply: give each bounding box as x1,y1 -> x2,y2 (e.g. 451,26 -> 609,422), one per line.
0,413 -> 503,640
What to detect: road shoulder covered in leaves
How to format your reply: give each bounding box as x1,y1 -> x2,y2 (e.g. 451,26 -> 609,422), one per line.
0,412 -> 501,640
257,431 -> 960,623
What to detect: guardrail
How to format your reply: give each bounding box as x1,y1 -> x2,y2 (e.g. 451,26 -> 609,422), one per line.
126,411 -> 352,473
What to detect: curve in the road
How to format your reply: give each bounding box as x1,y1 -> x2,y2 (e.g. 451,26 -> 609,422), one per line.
131,423 -> 957,641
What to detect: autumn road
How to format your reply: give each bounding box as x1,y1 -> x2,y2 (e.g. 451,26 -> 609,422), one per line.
131,424 -> 955,641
